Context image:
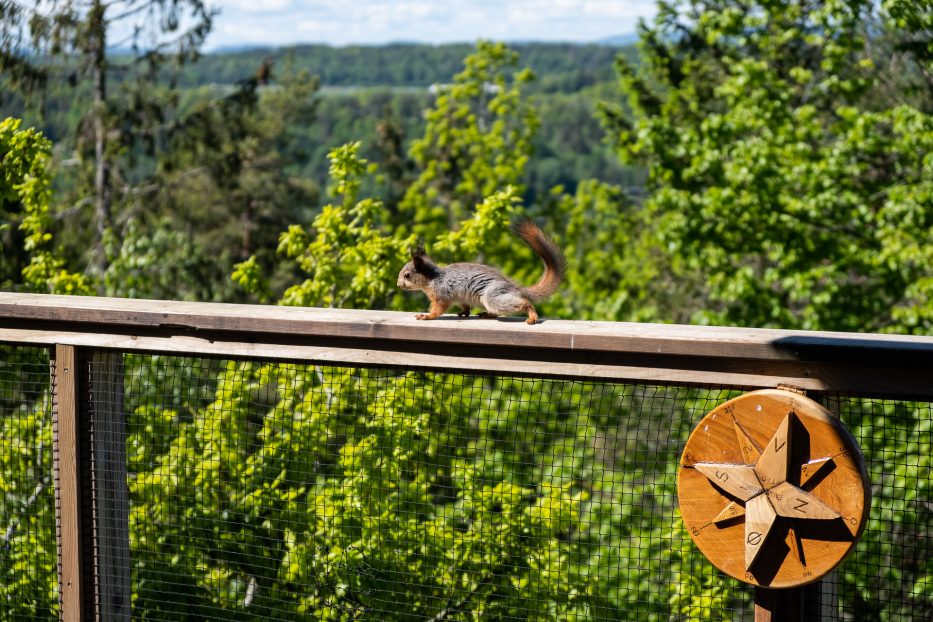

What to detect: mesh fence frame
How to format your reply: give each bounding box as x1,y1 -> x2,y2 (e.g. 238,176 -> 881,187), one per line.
0,344 -> 59,620
2,345 -> 930,620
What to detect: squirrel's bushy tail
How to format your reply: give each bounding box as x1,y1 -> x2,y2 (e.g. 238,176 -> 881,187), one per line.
513,219 -> 566,302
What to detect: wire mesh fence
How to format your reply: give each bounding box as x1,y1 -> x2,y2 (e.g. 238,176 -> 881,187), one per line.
0,345 -> 58,620
115,355 -> 754,620
1,344 -> 931,620
830,395 -> 932,621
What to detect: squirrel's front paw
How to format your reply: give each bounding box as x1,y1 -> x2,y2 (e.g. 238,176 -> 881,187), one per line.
415,313 -> 431,320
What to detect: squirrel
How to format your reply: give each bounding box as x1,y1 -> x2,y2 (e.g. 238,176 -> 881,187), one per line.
397,219 -> 566,324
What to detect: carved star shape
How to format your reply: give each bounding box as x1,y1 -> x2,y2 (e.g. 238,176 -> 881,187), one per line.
692,412 -> 840,571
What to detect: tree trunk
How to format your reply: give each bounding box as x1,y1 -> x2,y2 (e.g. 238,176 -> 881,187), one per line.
90,0 -> 111,276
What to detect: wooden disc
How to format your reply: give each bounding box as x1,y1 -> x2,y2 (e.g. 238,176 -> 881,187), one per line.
677,389 -> 870,588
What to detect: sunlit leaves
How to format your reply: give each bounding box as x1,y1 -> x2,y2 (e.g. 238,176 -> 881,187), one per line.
235,141 -> 415,310
0,117 -> 92,295
607,0 -> 933,332
401,41 -> 539,243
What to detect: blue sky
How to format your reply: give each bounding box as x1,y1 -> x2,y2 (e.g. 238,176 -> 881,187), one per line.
202,0 -> 657,49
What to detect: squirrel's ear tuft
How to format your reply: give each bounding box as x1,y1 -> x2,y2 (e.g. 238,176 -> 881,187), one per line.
411,240 -> 427,259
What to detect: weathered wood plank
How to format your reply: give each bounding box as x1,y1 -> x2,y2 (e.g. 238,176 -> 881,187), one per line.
3,292 -> 933,363
4,327 -> 932,397
52,344 -> 84,622
4,293 -> 933,397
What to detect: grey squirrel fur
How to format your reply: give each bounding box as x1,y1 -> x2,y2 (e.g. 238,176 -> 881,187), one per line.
396,219 -> 566,324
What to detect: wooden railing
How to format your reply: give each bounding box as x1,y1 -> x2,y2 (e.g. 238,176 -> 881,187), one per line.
2,292 -> 932,622
3,292 -> 933,397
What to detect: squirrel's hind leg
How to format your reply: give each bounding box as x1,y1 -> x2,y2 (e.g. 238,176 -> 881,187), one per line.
457,305 -> 471,317
521,302 -> 539,324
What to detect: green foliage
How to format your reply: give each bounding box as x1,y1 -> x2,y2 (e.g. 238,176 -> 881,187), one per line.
1,0 -> 216,274
400,41 -> 538,243
249,141 -> 414,309
882,0 -> 933,68
527,89 -> 638,206
0,346 -> 58,619
0,117 -> 91,294
598,3 -> 933,617
2,6 -> 931,620
176,43 -> 627,93
103,219 -> 215,301
145,63 -> 321,301
834,398 -> 933,620
550,179 -> 696,323
3,38 -> 636,299
120,354 -> 740,620
433,186 -> 521,258
606,0 -> 933,332
0,117 -> 47,288
669,563 -> 729,622
237,42 -> 548,311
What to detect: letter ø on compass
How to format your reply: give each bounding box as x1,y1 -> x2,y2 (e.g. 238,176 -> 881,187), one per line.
677,389 -> 871,588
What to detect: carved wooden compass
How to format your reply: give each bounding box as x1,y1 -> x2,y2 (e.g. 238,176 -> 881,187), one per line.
678,389 -> 870,588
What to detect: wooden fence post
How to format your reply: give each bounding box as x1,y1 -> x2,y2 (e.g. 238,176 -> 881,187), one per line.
52,346 -> 131,621
53,344 -> 85,622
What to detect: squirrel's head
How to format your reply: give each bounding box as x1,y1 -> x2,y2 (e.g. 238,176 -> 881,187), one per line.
397,244 -> 440,290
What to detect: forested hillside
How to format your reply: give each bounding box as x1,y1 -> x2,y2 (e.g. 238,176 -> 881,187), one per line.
1,41 -> 635,297
178,42 -> 634,92
174,42 -> 639,200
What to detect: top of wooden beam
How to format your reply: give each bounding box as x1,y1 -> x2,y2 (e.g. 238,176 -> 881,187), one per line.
2,292 -> 932,360
2,293 -> 933,397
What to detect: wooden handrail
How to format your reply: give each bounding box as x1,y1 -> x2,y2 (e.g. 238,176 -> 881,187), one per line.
2,292 -> 933,397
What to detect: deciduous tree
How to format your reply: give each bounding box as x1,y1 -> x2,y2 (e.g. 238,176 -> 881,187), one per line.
605,0 -> 933,332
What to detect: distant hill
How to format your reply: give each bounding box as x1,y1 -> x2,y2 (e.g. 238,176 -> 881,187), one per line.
208,44 -> 276,55
179,42 -> 638,92
167,40 -> 640,210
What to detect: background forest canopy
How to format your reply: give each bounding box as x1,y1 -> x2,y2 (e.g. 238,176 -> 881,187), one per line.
0,0 -> 931,334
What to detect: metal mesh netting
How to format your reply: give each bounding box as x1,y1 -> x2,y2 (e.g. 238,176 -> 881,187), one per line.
832,396 -> 932,621
0,345 -> 58,619
115,355 -> 751,620
2,345 -> 930,620
111,354 -> 931,620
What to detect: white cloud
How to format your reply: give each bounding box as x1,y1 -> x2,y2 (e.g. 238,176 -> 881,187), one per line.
203,0 -> 655,49
581,0 -> 655,19
295,19 -> 334,33
369,1 -> 438,21
220,0 -> 294,14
